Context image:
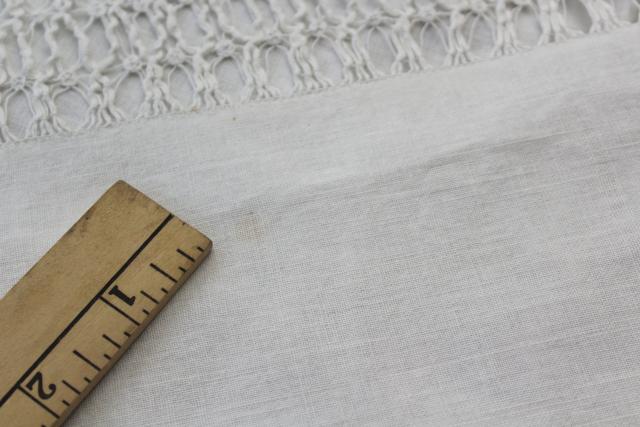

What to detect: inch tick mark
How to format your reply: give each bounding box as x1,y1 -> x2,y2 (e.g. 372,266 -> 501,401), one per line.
73,350 -> 100,371
176,248 -> 195,262
102,334 -> 121,349
61,380 -> 80,395
140,290 -> 159,304
150,263 -> 177,283
99,297 -> 140,326
0,213 -> 174,408
18,387 -> 59,419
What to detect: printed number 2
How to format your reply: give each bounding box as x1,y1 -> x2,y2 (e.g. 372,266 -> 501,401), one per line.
25,371 -> 56,400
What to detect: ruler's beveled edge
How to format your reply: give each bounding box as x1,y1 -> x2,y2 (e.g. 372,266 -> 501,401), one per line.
0,180 -> 212,423
1,180 -> 172,301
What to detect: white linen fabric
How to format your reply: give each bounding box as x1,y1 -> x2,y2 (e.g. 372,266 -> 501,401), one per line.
2,2 -> 640,426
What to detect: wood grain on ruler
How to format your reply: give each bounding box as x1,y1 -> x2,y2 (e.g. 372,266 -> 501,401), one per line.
0,181 -> 212,427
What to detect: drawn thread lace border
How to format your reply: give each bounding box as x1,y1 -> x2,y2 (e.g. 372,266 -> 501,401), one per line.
0,0 -> 637,143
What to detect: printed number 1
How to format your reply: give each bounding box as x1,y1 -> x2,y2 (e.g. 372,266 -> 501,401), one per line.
108,285 -> 136,306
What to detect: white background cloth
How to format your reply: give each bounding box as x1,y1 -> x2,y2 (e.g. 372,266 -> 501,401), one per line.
2,23 -> 640,426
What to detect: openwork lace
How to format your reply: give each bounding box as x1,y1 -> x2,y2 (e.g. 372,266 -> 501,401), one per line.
0,0 -> 638,142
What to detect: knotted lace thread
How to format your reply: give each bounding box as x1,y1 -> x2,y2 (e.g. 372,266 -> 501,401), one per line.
0,0 -> 638,142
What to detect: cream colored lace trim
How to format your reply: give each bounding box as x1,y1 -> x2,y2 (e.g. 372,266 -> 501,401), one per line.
0,0 -> 638,142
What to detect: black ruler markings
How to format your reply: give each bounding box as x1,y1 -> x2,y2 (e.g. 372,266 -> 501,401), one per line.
99,297 -> 141,326
72,350 -> 100,372
149,263 -> 178,283
61,380 -> 80,395
140,290 -> 159,305
102,334 -> 122,349
176,248 -> 195,262
0,213 -> 173,408
17,387 -> 59,419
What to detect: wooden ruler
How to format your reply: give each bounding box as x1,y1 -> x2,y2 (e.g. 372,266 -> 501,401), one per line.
0,181 -> 211,426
